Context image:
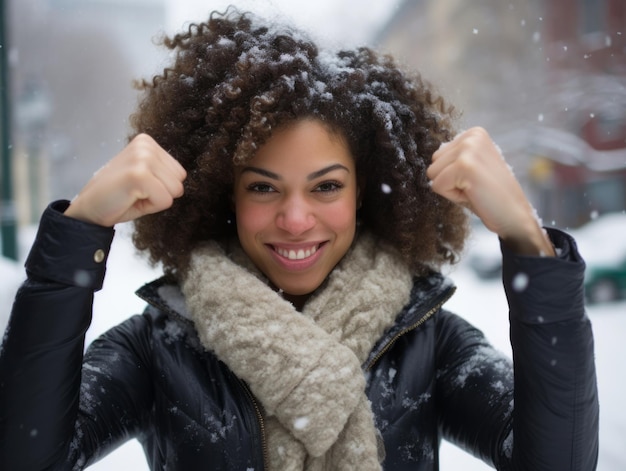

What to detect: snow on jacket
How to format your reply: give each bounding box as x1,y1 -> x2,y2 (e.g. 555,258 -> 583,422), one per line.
0,201 -> 599,470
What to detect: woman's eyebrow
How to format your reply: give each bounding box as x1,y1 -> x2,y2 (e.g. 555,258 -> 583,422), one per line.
240,163 -> 349,181
307,164 -> 350,181
240,167 -> 281,180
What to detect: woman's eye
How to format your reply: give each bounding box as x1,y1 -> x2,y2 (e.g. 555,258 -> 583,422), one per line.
248,183 -> 275,193
315,181 -> 343,193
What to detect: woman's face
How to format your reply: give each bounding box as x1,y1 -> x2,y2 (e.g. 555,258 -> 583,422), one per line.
233,119 -> 359,301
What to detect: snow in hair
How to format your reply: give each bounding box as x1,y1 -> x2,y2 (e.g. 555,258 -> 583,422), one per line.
131,8 -> 469,275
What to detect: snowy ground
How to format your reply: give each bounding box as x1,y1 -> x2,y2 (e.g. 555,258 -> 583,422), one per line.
1,224 -> 624,470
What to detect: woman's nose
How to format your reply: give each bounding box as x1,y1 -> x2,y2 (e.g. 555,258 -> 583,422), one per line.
275,196 -> 315,236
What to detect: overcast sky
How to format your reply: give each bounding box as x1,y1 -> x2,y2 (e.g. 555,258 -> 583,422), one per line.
164,0 -> 403,47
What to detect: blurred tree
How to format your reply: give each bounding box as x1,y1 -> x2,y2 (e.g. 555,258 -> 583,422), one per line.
10,0 -> 163,222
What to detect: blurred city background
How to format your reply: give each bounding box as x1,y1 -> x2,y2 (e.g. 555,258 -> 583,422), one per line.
2,0 -> 625,236
1,0 -> 625,470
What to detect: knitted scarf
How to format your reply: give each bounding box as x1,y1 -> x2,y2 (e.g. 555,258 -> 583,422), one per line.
180,232 -> 413,470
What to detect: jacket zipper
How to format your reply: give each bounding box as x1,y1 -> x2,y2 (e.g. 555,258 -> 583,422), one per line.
240,380 -> 270,470
365,287 -> 456,372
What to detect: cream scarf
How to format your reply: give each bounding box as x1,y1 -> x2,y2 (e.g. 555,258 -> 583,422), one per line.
180,233 -> 414,470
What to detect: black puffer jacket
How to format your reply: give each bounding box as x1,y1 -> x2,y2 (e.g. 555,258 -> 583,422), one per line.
0,201 -> 599,470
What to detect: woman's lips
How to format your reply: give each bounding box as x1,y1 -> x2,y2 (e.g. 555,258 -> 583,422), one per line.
274,244 -> 318,260
269,242 -> 326,270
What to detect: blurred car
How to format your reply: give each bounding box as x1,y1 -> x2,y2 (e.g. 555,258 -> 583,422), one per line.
465,212 -> 626,304
466,224 -> 502,280
583,257 -> 626,303
573,212 -> 626,304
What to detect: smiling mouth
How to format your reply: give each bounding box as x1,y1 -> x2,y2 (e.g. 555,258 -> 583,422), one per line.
273,244 -> 320,260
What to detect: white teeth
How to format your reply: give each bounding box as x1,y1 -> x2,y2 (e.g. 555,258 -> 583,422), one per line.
277,245 -> 317,260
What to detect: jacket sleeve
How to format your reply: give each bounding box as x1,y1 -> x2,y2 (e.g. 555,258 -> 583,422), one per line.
436,228 -> 599,471
0,201 -> 153,470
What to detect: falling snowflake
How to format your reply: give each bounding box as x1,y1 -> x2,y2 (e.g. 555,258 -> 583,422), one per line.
512,273 -> 529,292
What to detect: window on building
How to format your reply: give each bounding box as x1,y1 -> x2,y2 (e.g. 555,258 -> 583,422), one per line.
579,0 -> 605,34
587,175 -> 626,214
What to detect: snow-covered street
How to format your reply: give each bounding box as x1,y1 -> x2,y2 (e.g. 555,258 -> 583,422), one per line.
2,225 -> 624,469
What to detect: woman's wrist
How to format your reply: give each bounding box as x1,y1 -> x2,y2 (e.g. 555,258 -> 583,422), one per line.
500,220 -> 555,257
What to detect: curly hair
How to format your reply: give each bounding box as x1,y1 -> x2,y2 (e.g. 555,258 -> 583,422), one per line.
130,7 -> 469,276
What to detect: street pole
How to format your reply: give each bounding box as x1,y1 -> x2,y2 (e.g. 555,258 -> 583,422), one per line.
0,0 -> 18,261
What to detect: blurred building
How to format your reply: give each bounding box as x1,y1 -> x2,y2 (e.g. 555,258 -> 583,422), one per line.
376,0 -> 546,143
377,0 -> 626,228
531,0 -> 626,227
9,0 -> 166,225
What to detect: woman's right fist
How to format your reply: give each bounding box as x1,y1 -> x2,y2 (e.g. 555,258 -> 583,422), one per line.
64,134 -> 187,227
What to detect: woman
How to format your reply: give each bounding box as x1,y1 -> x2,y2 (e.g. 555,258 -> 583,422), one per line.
0,8 -> 598,470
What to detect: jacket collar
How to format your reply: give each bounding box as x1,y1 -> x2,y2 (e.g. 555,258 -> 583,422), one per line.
135,270 -> 456,367
364,272 -> 456,370
135,276 -> 193,324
